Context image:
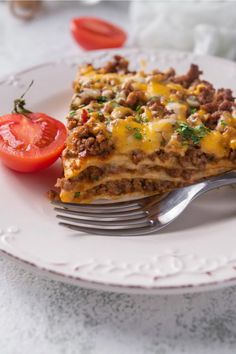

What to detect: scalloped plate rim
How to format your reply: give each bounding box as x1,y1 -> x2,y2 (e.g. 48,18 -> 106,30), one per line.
0,48 -> 235,294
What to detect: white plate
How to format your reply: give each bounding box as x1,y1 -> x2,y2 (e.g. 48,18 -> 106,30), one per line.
0,49 -> 236,295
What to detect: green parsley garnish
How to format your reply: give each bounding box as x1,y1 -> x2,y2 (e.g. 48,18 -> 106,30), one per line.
133,128 -> 143,140
220,120 -> 228,127
189,107 -> 197,115
134,114 -> 148,123
134,115 -> 141,123
133,131 -> 143,140
125,125 -> 133,131
74,192 -> 80,198
97,96 -> 108,103
136,105 -> 141,112
87,108 -> 94,113
111,101 -> 120,107
69,110 -> 76,117
125,125 -> 143,140
176,123 -> 210,145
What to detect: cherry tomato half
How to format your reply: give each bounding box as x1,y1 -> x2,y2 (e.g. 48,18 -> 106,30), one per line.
0,112 -> 67,173
71,17 -> 127,50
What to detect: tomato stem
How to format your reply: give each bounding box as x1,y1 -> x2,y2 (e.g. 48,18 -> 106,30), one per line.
12,80 -> 34,115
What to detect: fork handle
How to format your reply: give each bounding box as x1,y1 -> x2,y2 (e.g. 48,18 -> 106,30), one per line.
195,171 -> 236,197
154,171 -> 236,225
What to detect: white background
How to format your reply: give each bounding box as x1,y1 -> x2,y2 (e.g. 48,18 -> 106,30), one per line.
0,1 -> 236,353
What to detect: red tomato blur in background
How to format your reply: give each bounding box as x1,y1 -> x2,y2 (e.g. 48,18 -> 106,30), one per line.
71,17 -> 127,50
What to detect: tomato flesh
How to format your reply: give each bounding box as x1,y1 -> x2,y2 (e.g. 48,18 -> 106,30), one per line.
71,17 -> 127,50
0,113 -> 67,172
81,109 -> 88,124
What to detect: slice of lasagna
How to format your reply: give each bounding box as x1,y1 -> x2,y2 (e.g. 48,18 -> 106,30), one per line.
57,55 -> 236,203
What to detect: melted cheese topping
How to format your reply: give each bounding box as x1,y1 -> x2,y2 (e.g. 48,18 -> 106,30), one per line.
166,102 -> 188,121
201,131 -> 227,158
112,117 -> 162,154
148,81 -> 170,97
230,139 -> 236,149
74,67 -> 236,161
133,82 -> 147,91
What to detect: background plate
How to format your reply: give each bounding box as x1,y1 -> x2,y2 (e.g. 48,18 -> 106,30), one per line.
0,48 -> 236,294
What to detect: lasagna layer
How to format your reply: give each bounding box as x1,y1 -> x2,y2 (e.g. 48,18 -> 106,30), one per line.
57,55 -> 236,203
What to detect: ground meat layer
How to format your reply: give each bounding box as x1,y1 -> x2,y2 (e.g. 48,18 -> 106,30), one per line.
85,178 -> 183,198
57,165 -> 192,192
58,146 -> 235,191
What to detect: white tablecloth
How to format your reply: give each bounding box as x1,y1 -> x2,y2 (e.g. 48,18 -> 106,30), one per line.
1,2 -> 236,353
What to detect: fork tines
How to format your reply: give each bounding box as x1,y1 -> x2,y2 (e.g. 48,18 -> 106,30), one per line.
52,197 -> 158,236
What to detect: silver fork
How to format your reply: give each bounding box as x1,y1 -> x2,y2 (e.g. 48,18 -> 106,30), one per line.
53,171 -> 236,236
